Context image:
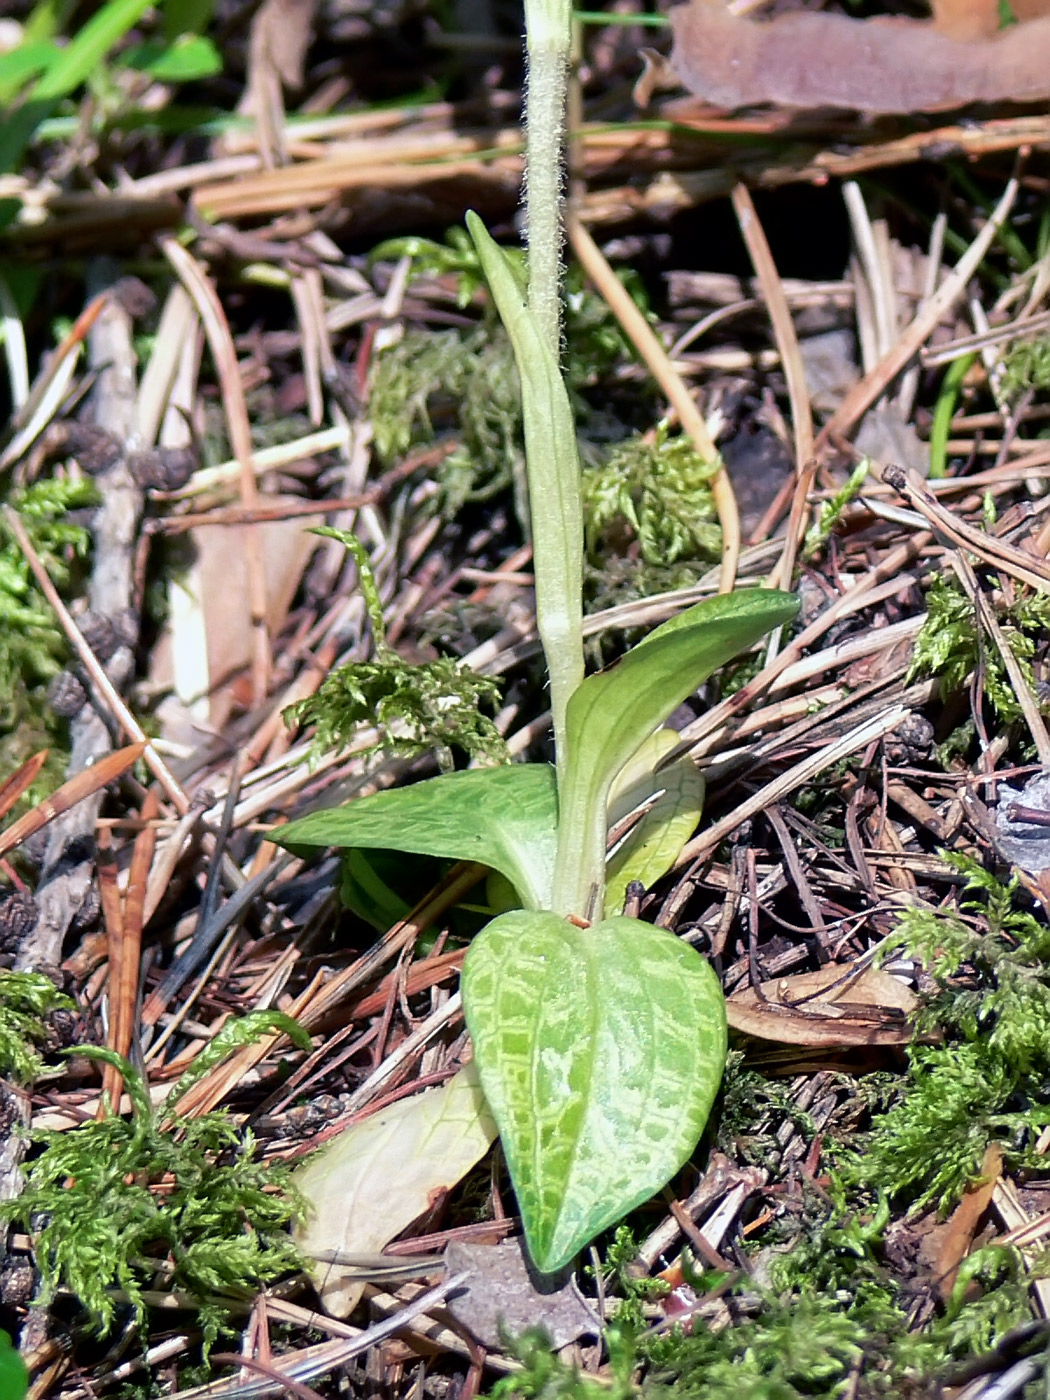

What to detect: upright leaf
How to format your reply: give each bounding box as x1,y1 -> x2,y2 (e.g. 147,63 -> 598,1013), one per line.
605,729 -> 705,917
462,910 -> 727,1273
466,212 -> 584,784
552,588 -> 798,916
277,764 -> 559,911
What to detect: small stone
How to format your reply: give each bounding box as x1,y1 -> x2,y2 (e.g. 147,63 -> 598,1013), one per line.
48,671 -> 87,719
0,891 -> 39,952
996,771 -> 1050,874
445,1238 -> 600,1349
128,446 -> 198,491
63,423 -> 122,475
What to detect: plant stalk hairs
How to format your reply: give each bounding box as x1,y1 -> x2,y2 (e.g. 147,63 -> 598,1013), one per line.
279,0 -> 799,1274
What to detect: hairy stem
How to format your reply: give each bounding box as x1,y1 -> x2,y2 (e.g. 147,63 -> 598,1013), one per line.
524,0 -> 571,360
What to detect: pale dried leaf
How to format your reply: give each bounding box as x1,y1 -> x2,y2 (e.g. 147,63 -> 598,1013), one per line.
294,1061 -> 498,1317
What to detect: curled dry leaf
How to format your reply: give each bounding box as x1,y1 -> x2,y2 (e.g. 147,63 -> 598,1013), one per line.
727,960 -> 918,1047
668,0 -> 1050,115
294,1060 -> 497,1317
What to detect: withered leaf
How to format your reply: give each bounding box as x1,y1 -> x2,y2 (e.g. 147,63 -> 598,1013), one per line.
669,0 -> 1050,115
727,960 -> 917,1047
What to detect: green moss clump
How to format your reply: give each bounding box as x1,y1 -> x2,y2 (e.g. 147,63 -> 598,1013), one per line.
370,325 -> 523,518
0,970 -> 72,1082
2,1014 -> 309,1344
1001,335 -> 1050,400
854,853 -> 1050,1210
285,527 -> 508,768
909,572 -> 1050,726
582,429 -> 721,571
287,653 -> 507,769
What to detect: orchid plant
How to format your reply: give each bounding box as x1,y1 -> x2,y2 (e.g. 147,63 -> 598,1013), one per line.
279,0 -> 798,1273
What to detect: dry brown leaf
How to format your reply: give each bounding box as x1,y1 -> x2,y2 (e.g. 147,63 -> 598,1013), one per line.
669,0 -> 1050,114
924,1143 -> 1003,1299
150,504 -> 321,736
727,960 -> 918,1047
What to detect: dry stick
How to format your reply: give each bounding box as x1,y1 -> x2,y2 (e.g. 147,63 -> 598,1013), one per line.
883,465 -> 1050,593
732,183 -> 814,481
101,787 -> 159,1111
671,532 -> 930,759
160,236 -> 271,704
0,751 -> 48,825
0,292 -> 108,470
949,553 -> 1050,766
815,175 -> 1020,451
10,275 -> 152,985
566,214 -> 741,594
171,862 -> 484,1119
0,744 -> 146,865
730,184 -> 815,625
677,704 -> 910,866
3,507 -> 189,812
169,1272 -> 471,1400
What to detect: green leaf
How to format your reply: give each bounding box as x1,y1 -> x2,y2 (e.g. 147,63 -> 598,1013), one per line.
119,35 -> 223,81
552,588 -> 799,916
276,765 -> 559,911
466,212 -> 585,780
0,1330 -> 27,1400
605,729 -> 705,917
462,910 -> 727,1273
0,41 -> 61,100
0,0 -> 155,173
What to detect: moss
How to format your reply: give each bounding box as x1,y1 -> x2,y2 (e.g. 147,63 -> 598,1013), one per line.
1,1013 -> 310,1345
1001,336 -> 1050,400
909,572 -> 1050,727
284,527 -> 508,768
582,427 -> 721,571
0,971 -> 73,1083
853,854 -> 1050,1210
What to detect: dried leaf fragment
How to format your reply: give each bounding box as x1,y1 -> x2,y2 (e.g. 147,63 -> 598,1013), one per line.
294,1061 -> 497,1317
669,0 -> 1050,115
727,960 -> 918,1046
445,1237 -> 599,1349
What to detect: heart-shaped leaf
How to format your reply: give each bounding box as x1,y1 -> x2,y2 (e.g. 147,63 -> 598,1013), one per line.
462,910 -> 727,1273
552,588 -> 799,915
276,764 -> 558,911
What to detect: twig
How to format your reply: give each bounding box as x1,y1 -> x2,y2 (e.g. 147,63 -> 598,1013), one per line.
3,507 -> 189,812
677,705 -> 911,866
884,466 -> 1050,593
